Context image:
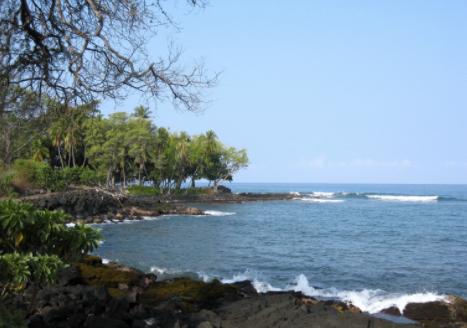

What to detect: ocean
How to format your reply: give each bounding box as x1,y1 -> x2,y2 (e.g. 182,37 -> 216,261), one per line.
93,183 -> 467,314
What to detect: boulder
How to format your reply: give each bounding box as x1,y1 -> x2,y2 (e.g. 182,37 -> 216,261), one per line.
85,315 -> 129,328
76,262 -> 143,289
183,207 -> 204,215
380,306 -> 402,316
216,185 -> 232,194
447,295 -> 467,322
403,301 -> 451,322
56,265 -> 81,286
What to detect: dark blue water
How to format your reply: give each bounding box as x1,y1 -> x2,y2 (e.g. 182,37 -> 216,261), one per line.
94,183 -> 467,313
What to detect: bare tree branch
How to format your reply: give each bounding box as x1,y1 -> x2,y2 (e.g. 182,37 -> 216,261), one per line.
0,0 -> 215,111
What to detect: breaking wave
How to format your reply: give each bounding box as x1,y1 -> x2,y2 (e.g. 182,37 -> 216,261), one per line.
204,210 -> 236,216
366,195 -> 438,202
292,191 -> 463,203
201,271 -> 447,314
288,274 -> 446,314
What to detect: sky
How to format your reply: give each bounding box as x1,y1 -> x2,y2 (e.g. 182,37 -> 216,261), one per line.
103,1 -> 467,184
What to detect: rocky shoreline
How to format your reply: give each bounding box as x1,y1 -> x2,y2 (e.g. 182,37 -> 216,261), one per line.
18,187 -> 296,224
19,188 -> 205,224
4,256 -> 467,328
12,188 -> 467,327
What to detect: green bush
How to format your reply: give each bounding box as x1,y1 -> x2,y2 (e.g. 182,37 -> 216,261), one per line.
79,168 -> 105,186
0,171 -> 16,197
61,167 -> 83,185
0,305 -> 26,328
11,159 -> 49,191
127,185 -> 161,196
34,166 -> 66,192
0,200 -> 102,295
175,187 -> 211,195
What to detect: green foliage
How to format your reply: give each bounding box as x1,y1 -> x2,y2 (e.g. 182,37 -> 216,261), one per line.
0,200 -> 102,295
0,171 -> 16,197
127,186 -> 161,196
78,168 -> 105,186
0,305 -> 26,328
6,161 -> 105,194
4,103 -> 249,194
0,253 -> 64,294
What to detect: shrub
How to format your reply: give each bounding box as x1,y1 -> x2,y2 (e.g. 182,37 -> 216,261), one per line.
0,305 -> 26,328
0,200 -> 102,295
79,168 -> 105,186
11,159 -> 49,192
127,185 -> 161,196
0,171 -> 16,197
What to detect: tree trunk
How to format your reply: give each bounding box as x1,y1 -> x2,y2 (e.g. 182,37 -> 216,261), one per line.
57,146 -> 64,168
175,179 -> 182,190
191,177 -> 196,188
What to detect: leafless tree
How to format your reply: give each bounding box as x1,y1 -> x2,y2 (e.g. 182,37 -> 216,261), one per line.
0,0 -> 216,112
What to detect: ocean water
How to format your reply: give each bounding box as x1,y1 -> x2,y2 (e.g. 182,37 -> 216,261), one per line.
94,183 -> 467,314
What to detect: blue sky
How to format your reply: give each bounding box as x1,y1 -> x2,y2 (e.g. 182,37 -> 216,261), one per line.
103,1 -> 467,184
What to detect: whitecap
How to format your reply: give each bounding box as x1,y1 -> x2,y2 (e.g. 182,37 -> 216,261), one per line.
309,192 -> 336,198
204,210 -> 236,216
220,271 -> 282,293
367,195 -> 438,202
297,198 -> 344,203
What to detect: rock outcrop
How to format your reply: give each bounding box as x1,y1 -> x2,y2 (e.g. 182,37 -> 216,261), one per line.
5,256 -> 450,328
403,296 -> 467,327
20,188 -> 124,218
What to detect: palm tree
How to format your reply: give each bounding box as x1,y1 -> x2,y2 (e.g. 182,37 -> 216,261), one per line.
31,139 -> 49,162
133,106 -> 151,119
49,122 -> 65,168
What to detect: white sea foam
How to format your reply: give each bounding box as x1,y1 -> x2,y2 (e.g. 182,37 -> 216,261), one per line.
150,266 -> 170,275
220,271 -> 282,293
102,258 -> 110,264
296,197 -> 344,203
288,274 -> 447,314
204,210 -> 236,216
289,191 -> 301,196
65,222 -> 76,228
144,268 -> 446,314
293,191 -> 345,203
367,195 -> 438,202
310,192 -> 336,198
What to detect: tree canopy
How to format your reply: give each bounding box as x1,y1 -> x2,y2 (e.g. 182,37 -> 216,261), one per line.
0,99 -> 249,194
0,0 -> 215,111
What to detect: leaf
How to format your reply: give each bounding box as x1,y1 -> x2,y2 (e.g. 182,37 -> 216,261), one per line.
15,232 -> 24,248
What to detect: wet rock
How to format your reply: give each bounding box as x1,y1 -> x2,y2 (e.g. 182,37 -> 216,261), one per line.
178,207 -> 204,215
191,309 -> 221,328
85,315 -> 130,328
447,295 -> 467,322
76,259 -> 143,289
57,265 -> 81,286
324,300 -> 362,314
230,280 -> 257,297
403,301 -> 451,322
380,306 -> 402,316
